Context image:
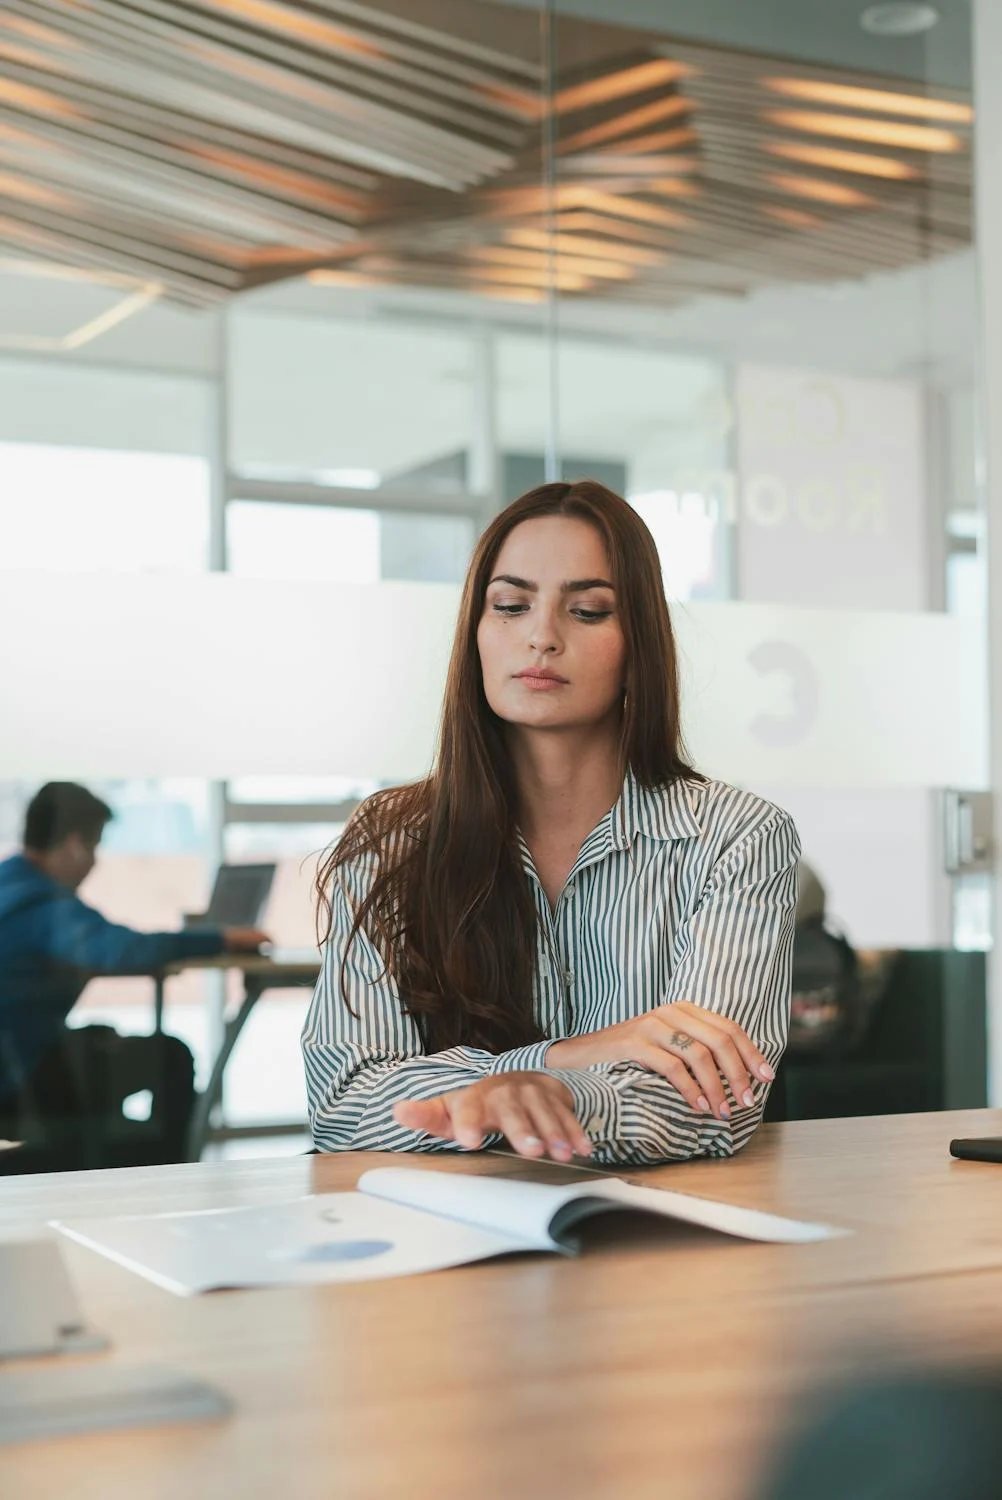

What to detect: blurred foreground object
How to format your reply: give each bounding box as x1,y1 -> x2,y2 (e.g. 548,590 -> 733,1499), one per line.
758,1369 -> 1002,1500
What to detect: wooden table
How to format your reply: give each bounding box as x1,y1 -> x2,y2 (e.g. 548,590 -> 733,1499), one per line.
2,1109 -> 1002,1500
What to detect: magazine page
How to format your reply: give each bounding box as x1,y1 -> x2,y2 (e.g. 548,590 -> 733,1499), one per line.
545,1177 -> 845,1246
51,1191 -> 544,1297
359,1167 -> 603,1248
360,1168 -> 844,1247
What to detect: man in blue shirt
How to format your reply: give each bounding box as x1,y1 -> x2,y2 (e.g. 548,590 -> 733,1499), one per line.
0,782 -> 267,1167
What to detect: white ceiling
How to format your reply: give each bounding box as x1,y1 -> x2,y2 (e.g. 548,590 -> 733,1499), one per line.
0,243 -> 976,391
506,0 -> 973,89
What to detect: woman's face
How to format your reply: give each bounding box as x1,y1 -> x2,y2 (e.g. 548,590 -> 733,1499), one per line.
477,515 -> 627,734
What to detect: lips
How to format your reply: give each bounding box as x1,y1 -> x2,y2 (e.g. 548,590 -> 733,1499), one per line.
514,669 -> 569,692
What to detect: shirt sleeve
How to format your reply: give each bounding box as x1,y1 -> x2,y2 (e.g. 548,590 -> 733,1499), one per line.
301,859 -> 582,1153
40,895 -> 225,973
557,808 -> 801,1168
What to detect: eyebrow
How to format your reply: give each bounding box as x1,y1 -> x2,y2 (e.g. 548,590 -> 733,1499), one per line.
487,573 -> 615,593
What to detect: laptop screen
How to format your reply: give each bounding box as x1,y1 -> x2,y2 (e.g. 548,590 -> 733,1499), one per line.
203,864 -> 275,928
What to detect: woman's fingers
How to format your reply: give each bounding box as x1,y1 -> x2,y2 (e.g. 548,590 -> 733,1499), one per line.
477,1080 -> 593,1162
490,1094 -> 549,1159
674,1001 -> 775,1083
445,1090 -> 493,1151
395,1076 -> 593,1162
518,1084 -> 592,1162
656,1007 -> 756,1110
392,1097 -> 453,1140
657,1032 -> 730,1119
636,1045 -> 711,1113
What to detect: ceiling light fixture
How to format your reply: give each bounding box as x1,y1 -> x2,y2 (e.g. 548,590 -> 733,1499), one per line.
0,257 -> 162,352
567,191 -> 691,227
760,77 -> 971,123
766,172 -> 875,207
597,127 -> 699,156
558,95 -> 691,154
764,108 -> 963,152
763,204 -> 825,230
471,245 -> 636,281
559,153 -> 699,177
554,211 -> 682,244
860,4 -> 939,36
765,141 -> 919,179
553,59 -> 691,117
505,227 -> 664,266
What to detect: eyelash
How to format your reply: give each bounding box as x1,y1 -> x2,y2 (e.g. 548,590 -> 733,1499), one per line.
491,603 -> 613,623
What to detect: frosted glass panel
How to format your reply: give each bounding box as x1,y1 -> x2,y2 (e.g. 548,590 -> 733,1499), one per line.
675,601 -> 987,789
0,575 -> 985,790
0,575 -> 457,780
735,366 -> 927,612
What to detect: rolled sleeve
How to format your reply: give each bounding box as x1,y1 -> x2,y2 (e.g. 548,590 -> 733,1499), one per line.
303,867 -> 562,1153
558,809 -> 800,1167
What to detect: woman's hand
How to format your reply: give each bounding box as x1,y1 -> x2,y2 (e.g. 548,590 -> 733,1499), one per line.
545,1001 -> 775,1123
393,1073 -> 592,1164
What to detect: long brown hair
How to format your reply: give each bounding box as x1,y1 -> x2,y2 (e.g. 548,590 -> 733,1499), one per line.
315,480 -> 699,1053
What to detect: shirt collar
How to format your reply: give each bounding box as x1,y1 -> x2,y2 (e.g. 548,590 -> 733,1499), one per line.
516,768 -> 704,883
611,768 -> 703,848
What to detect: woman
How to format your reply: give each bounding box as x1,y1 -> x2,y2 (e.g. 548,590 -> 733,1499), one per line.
303,481 -> 799,1167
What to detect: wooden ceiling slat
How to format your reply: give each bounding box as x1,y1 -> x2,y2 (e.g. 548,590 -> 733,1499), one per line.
0,199 -> 246,284
0,44 -> 508,195
551,212 -> 691,246
0,217 -> 222,302
0,124 -> 362,242
1,133 -> 360,240
0,22 -> 513,189
0,153 -> 342,258
0,3 -> 972,310
115,0 -> 541,118
308,0 -> 542,82
25,0 -> 528,144
0,48 -> 414,171
0,84 -> 382,195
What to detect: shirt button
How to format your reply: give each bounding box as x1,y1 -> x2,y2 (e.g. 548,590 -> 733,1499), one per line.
586,1114 -> 604,1134
566,881 -> 575,896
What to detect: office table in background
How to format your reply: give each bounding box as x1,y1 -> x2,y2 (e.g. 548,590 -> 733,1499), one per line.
1,1109 -> 1001,1500
154,954 -> 321,1160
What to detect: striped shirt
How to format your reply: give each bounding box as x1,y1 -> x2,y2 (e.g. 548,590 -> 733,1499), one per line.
302,773 -> 800,1167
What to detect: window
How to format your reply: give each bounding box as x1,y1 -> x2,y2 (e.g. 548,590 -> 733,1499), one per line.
0,444 -> 209,573
227,502 -> 380,582
226,500 -> 474,584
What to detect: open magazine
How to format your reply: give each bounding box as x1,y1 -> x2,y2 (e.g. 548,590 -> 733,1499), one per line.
52,1167 -> 843,1296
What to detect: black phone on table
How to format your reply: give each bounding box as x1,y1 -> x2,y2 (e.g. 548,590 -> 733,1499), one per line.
949,1137 -> 1002,1163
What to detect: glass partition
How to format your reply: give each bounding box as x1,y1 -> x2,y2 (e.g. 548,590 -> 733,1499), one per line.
0,0 -> 984,1160
549,0 -> 979,951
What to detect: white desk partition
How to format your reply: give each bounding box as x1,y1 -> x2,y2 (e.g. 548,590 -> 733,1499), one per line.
0,573 -> 986,790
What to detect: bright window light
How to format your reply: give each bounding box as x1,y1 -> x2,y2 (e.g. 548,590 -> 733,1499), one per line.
226,501 -> 380,582
0,444 -> 209,572
628,489 -> 717,599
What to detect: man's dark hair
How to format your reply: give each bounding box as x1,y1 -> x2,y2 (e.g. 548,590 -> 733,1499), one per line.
23,783 -> 113,851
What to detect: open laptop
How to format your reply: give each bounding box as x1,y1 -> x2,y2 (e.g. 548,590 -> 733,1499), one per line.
184,863 -> 275,930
